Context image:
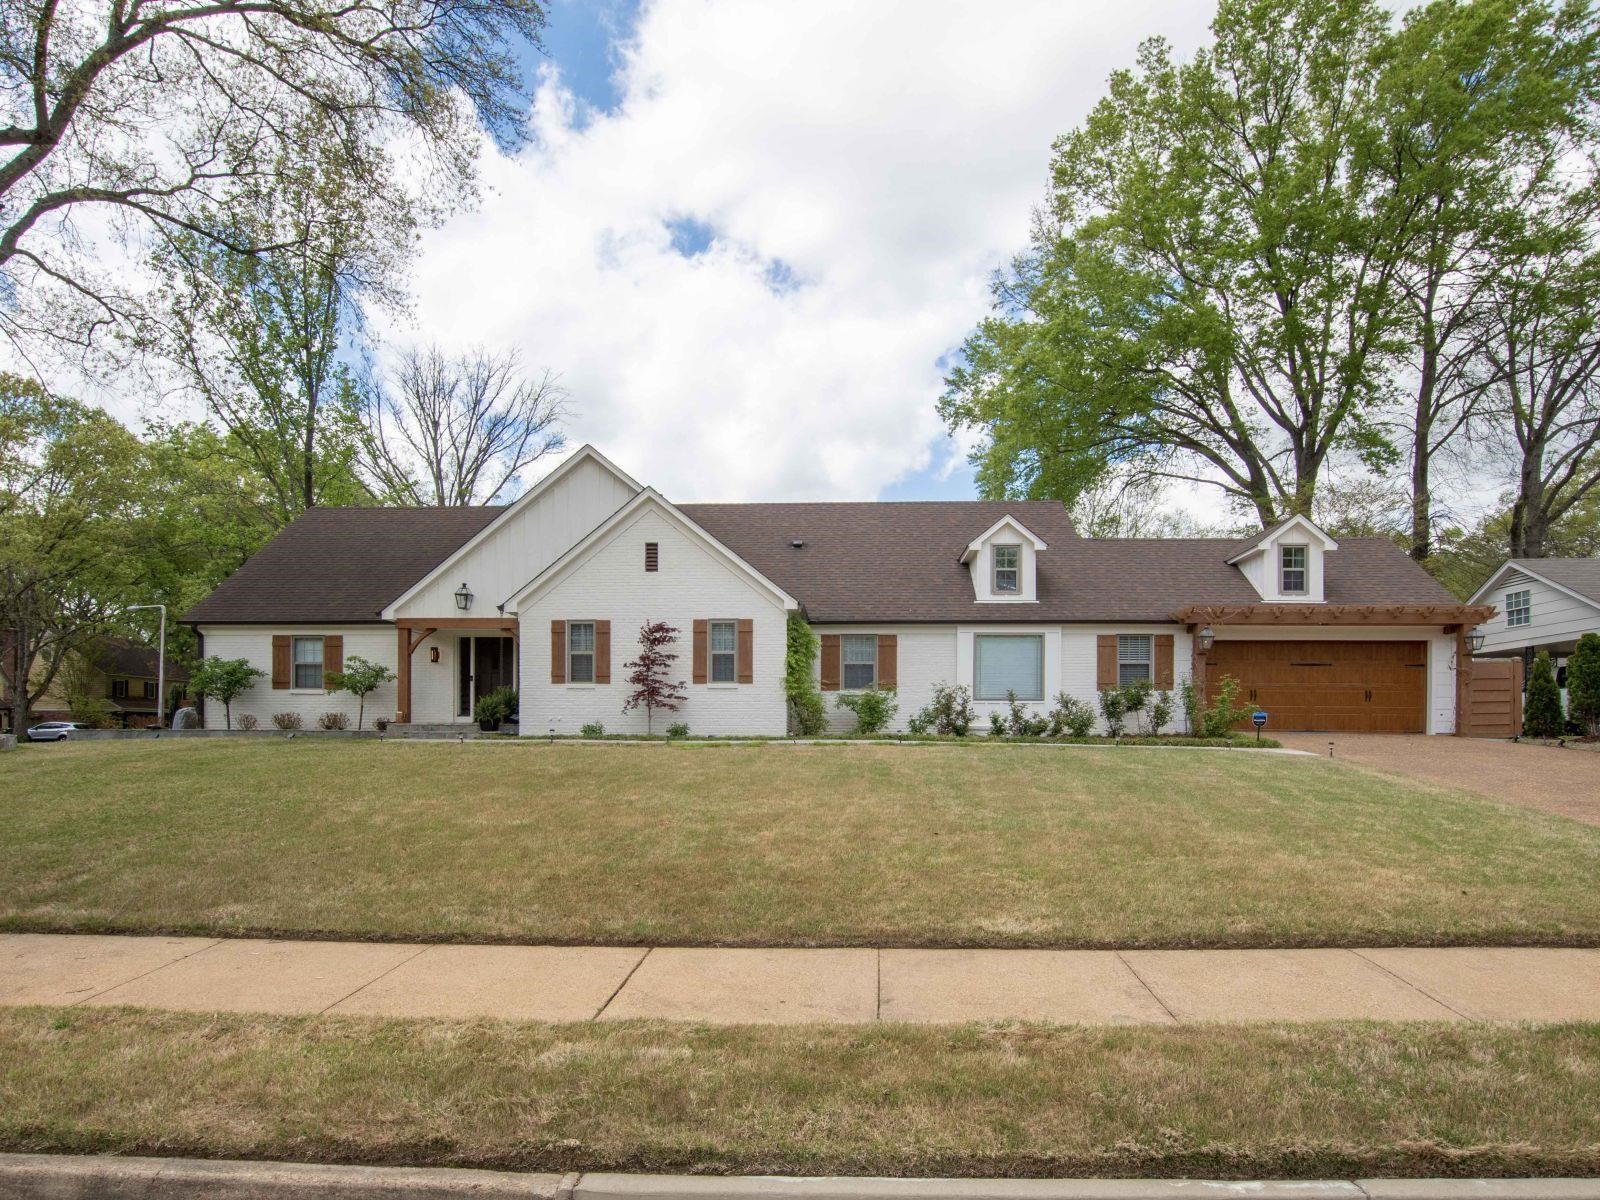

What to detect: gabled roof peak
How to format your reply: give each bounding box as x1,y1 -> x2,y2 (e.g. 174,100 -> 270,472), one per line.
1226,513 -> 1338,564
959,514 -> 1049,564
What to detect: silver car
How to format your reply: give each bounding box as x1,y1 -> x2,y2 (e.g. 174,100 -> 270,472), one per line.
25,721 -> 86,743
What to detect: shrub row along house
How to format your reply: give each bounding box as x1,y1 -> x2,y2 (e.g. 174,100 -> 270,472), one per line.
184,446 -> 1494,736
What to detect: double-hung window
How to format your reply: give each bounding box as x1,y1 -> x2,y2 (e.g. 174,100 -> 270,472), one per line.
709,620 -> 737,683
993,545 -> 1020,593
1506,589 -> 1531,628
292,636 -> 324,689
842,634 -> 877,690
143,681 -> 156,699
568,622 -> 596,683
974,634 -> 1043,701
1280,545 -> 1308,594
1117,635 -> 1153,687
111,679 -> 128,699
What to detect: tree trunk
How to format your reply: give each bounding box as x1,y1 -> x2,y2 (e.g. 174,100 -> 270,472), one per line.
8,615 -> 28,735
1409,344 -> 1437,561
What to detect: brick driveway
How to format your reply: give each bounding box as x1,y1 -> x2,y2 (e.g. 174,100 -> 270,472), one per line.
1276,733 -> 1600,826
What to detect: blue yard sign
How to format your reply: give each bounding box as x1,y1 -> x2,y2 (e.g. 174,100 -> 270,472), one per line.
1252,710 -> 1268,741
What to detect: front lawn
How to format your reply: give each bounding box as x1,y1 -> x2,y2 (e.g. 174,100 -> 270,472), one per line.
3,1007 -> 1598,1178
4,740 -> 1599,948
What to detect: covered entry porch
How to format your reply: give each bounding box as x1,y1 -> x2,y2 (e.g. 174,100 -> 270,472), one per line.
394,617 -> 519,725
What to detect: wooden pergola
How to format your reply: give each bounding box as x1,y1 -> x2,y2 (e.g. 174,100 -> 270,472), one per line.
393,616 -> 517,725
1170,603 -> 1498,737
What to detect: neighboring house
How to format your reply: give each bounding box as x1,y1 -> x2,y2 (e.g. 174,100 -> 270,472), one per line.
22,637 -> 190,728
1468,558 -> 1600,688
183,446 -> 1493,736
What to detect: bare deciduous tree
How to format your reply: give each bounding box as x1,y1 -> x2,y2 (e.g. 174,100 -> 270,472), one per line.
360,345 -> 568,505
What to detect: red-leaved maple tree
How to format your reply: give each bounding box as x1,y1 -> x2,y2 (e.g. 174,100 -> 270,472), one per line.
622,620 -> 689,734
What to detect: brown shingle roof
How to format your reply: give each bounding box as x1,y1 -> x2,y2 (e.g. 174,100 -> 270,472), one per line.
681,502 -> 1455,622
183,506 -> 504,624
93,637 -> 189,681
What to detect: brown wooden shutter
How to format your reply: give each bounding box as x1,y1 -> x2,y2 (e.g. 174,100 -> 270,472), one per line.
692,619 -> 708,684
1154,634 -> 1175,690
820,633 -> 841,692
736,618 -> 754,684
1096,634 -> 1117,690
323,635 -> 343,680
550,620 -> 565,684
595,620 -> 611,684
877,634 -> 898,689
272,635 -> 291,689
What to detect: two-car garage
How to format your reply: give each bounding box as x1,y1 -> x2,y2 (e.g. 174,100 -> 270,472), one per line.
1205,639 -> 1428,733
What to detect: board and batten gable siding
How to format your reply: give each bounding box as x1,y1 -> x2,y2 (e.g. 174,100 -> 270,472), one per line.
194,625 -> 399,729
517,505 -> 789,736
1474,569 -> 1600,656
394,454 -> 637,618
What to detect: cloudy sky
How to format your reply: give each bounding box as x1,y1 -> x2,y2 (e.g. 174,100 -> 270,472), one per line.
367,0 -> 1218,503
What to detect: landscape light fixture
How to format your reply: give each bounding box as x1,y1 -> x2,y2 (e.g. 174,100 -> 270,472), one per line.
454,583 -> 473,611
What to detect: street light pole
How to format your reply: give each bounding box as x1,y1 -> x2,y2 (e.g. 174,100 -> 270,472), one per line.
124,605 -> 167,729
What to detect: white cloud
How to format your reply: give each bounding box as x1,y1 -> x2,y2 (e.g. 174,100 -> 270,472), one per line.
377,0 -> 1216,500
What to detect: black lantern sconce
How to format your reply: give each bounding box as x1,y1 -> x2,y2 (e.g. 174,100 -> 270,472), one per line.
454,582 -> 473,611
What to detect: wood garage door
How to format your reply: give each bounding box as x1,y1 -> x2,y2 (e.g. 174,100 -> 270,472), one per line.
1206,640 -> 1427,733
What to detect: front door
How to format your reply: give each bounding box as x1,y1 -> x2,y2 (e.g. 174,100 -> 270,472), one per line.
458,636 -> 517,718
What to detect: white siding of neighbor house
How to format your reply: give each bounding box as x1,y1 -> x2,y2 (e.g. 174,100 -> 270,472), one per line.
1211,625 -> 1458,735
194,624 -> 399,730
393,454 -> 637,619
1473,569 -> 1600,657
516,504 -> 790,736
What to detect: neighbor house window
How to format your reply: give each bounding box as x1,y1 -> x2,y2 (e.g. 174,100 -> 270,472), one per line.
709,620 -> 737,683
993,545 -> 1020,593
143,681 -> 156,699
292,636 -> 324,689
1506,589 -> 1531,628
975,634 -> 1043,701
110,679 -> 128,698
1280,545 -> 1308,594
842,634 -> 877,690
568,622 -> 595,683
1117,635 -> 1153,687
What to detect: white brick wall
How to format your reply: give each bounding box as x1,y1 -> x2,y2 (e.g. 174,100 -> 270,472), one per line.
517,504 -> 790,736
814,625 -> 956,733
194,625 -> 400,730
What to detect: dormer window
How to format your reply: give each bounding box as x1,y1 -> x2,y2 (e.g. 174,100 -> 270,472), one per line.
1280,545 -> 1308,595
993,545 -> 1020,593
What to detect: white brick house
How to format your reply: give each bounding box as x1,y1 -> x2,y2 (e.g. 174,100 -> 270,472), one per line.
185,446 -> 1494,736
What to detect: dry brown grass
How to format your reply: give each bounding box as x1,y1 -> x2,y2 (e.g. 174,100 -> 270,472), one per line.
3,1006 -> 1599,1178
5,739 -> 1600,948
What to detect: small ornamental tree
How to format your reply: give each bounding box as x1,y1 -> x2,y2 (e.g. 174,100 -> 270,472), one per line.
326,655 -> 397,731
1568,632 -> 1600,737
1524,650 -> 1565,739
622,620 -> 689,735
188,657 -> 266,730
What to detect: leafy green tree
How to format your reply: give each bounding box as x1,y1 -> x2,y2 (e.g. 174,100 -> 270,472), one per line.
1523,649 -> 1565,739
1,0 -> 546,351
0,376 -> 153,734
327,656 -> 397,732
1566,633 -> 1600,737
188,658 -> 267,731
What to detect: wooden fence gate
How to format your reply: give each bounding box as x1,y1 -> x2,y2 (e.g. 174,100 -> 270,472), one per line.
1459,656 -> 1523,738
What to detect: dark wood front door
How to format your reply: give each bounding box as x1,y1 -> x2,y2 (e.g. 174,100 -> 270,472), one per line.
458,636 -> 516,717
1206,639 -> 1427,733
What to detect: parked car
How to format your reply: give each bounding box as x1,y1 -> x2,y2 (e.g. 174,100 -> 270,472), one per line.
25,721 -> 87,743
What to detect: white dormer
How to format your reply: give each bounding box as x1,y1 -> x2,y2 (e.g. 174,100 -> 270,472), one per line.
1227,514 -> 1338,603
960,515 -> 1048,603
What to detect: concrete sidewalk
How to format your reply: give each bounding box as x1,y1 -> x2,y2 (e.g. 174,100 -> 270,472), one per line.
3,933 -> 1599,1025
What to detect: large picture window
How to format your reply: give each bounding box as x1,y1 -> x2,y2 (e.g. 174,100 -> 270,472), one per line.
292,636 -> 324,689
709,620 -> 737,682
568,622 -> 596,683
1117,635 -> 1153,686
975,634 -> 1043,701
1506,589 -> 1531,628
842,634 -> 877,690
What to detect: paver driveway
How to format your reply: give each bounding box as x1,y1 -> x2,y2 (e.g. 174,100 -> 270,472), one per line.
1276,733 -> 1600,826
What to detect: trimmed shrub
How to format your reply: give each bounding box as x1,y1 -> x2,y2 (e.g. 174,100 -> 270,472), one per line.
1048,692 -> 1096,738
1097,687 -> 1129,737
317,712 -> 350,730
1005,691 -> 1049,737
1567,633 -> 1600,737
835,686 -> 898,735
271,712 -> 302,730
1148,690 -> 1174,736
236,713 -> 260,731
580,721 -> 606,738
1524,650 -> 1565,739
908,683 -> 974,736
473,687 -> 517,726
666,722 -> 690,738
988,711 -> 1006,737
